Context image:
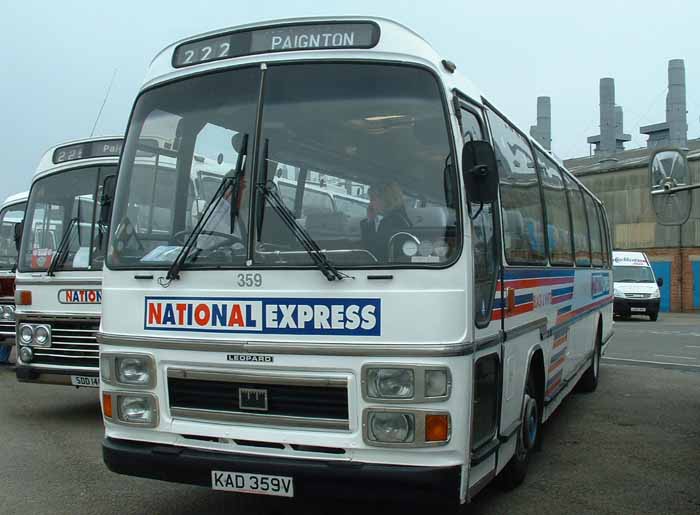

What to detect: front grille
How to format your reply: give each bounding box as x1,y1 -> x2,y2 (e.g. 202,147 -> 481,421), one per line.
626,293 -> 651,299
168,372 -> 349,429
31,319 -> 99,369
0,320 -> 14,336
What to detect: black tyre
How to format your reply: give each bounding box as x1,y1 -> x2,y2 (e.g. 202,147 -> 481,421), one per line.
649,313 -> 658,321
578,325 -> 601,393
498,375 -> 540,490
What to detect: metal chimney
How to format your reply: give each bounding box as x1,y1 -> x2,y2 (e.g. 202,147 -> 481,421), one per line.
588,78 -> 630,155
599,78 -> 616,154
667,59 -> 687,147
640,59 -> 688,148
529,96 -> 552,150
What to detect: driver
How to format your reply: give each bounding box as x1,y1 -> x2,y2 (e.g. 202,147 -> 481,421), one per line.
375,182 -> 411,260
196,172 -> 247,250
360,186 -> 383,258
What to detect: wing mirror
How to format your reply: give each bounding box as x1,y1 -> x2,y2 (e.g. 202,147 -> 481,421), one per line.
13,222 -> 23,252
656,277 -> 663,287
462,140 -> 499,205
98,175 -> 117,226
649,148 -> 694,225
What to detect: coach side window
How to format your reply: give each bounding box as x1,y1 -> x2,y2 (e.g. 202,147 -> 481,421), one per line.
584,193 -> 603,267
460,108 -> 483,142
461,106 -> 498,328
536,150 -> 573,266
486,108 -> 546,265
563,174 -> 591,267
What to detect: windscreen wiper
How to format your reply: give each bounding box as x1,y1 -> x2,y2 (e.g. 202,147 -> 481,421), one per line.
256,181 -> 349,281
162,135 -> 248,285
46,217 -> 79,276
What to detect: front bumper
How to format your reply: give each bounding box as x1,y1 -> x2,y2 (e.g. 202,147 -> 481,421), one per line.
103,437 -> 461,502
15,365 -> 98,386
613,297 -> 660,316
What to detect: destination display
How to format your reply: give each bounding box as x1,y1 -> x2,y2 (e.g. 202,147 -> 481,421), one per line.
52,139 -> 123,164
172,22 -> 379,68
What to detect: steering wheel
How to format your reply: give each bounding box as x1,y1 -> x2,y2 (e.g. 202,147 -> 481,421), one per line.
173,229 -> 243,249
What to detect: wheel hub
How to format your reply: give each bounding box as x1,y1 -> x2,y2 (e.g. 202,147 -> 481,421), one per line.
522,395 -> 538,450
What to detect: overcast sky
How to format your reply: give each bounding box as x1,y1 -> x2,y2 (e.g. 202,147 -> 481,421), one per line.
1,0 -> 698,201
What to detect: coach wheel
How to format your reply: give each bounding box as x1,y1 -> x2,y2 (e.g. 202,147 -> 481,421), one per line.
578,325 -> 601,393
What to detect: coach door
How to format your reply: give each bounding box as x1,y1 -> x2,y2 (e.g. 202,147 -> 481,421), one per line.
457,98 -> 503,497
485,104 -> 546,476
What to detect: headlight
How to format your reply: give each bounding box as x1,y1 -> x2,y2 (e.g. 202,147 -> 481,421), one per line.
102,354 -> 156,388
613,288 -> 624,298
425,369 -> 449,397
19,324 -> 33,344
18,346 -> 33,363
367,411 -> 414,443
34,325 -> 50,346
363,365 -> 451,402
650,289 -> 660,299
114,355 -> 155,387
366,368 -> 414,399
116,394 -> 158,426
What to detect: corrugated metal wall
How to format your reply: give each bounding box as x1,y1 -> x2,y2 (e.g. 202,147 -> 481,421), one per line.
575,156 -> 700,249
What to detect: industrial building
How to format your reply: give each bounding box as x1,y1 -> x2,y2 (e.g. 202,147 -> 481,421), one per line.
562,59 -> 699,313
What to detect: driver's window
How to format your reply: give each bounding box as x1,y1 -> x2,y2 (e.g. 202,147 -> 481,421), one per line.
461,105 -> 499,328
27,204 -> 63,269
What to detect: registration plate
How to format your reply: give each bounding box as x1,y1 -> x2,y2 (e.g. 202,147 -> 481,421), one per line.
631,307 -> 646,312
70,375 -> 100,388
212,471 -> 294,497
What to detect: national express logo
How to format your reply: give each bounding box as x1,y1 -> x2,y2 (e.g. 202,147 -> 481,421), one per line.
58,289 -> 102,304
144,297 -> 381,336
591,273 -> 610,299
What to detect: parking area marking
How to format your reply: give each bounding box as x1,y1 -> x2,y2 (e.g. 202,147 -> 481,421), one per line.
603,356 -> 700,369
622,329 -> 700,337
653,354 -> 697,360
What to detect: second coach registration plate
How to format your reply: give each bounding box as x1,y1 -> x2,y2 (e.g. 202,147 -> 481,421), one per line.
211,471 -> 294,497
70,375 -> 99,387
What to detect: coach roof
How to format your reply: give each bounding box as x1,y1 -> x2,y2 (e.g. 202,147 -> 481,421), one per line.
32,136 -> 123,183
142,16 -> 482,101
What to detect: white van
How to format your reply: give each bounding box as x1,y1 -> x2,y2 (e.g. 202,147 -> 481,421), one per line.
612,251 -> 662,320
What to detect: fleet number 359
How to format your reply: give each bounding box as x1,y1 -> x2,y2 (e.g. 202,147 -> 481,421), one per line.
236,273 -> 262,288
